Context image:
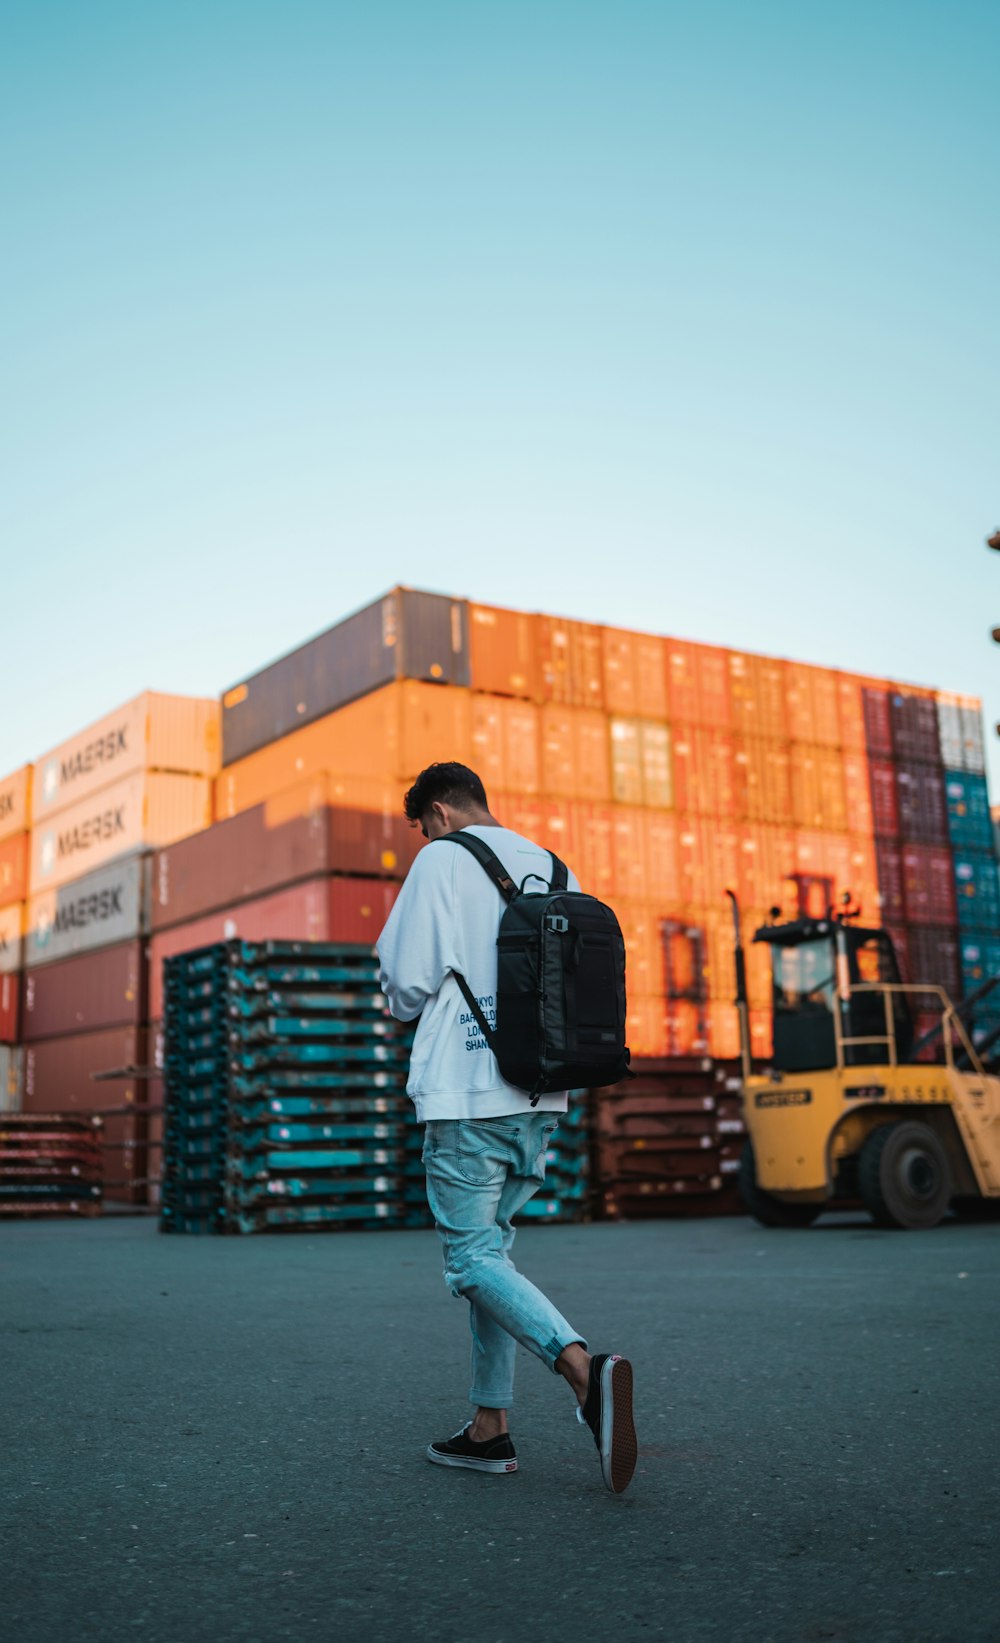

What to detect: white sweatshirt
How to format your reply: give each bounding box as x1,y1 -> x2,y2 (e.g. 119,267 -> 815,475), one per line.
376,824 -> 580,1121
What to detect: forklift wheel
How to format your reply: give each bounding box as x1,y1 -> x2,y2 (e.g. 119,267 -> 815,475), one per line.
739,1140 -> 822,1228
858,1121 -> 952,1230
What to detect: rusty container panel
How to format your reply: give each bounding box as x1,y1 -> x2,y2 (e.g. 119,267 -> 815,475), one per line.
25,852 -> 152,969
214,682 -> 473,818
862,686 -> 893,757
0,902 -> 24,975
0,833 -> 29,906
537,615 -> 604,711
609,720 -> 643,806
30,771 -> 212,896
0,971 -> 18,1043
22,939 -> 146,1042
468,604 -> 539,700
157,775 -> 413,931
221,588 -> 470,767
842,751 -> 874,837
34,693 -> 219,824
0,766 -> 32,843
0,1045 -> 23,1111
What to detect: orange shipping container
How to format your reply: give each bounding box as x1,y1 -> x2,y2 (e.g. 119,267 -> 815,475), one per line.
613,902 -> 662,996
602,628 -> 668,719
626,994 -> 669,1060
34,693 -> 219,824
0,766 -> 32,843
842,752 -> 874,836
786,663 -> 841,748
667,642 -> 732,728
468,604 -> 539,700
609,719 -> 643,806
0,834 -> 29,906
611,807 -> 648,902
706,1000 -> 742,1061
644,811 -> 681,904
471,697 -> 540,798
537,616 -> 604,710
729,653 -> 787,740
539,705 -> 610,802
572,803 -> 615,899
30,771 -> 212,895
836,675 -> 868,752
215,681 -> 474,819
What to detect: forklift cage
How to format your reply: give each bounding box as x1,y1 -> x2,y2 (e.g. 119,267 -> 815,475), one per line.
838,983 -> 986,1078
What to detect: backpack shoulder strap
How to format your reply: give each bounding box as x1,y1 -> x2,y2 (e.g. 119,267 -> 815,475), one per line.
549,852 -> 569,892
436,831 -> 517,902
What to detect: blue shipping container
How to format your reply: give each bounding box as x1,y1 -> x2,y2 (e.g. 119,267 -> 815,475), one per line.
953,850 -> 1000,932
944,771 -> 994,851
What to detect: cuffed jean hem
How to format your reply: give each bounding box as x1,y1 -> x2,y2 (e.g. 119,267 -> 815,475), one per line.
469,1330 -> 588,1406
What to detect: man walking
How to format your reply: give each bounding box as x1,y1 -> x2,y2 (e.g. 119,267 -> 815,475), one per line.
377,762 -> 637,1494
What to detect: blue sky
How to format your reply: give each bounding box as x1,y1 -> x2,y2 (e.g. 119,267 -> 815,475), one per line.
3,1 -> 998,783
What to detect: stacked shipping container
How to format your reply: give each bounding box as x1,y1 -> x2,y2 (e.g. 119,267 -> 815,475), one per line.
1,586 -> 998,1222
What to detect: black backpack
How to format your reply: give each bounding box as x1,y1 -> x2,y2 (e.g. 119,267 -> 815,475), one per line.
439,831 -> 631,1103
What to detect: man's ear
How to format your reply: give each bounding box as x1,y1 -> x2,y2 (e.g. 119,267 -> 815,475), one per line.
431,800 -> 449,830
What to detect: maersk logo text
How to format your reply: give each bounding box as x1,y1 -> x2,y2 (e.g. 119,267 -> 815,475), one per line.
40,807 -> 126,872
51,885 -> 125,933
60,727 -> 129,787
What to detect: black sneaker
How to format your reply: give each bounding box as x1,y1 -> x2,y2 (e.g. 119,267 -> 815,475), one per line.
577,1354 -> 637,1494
426,1422 -> 518,1474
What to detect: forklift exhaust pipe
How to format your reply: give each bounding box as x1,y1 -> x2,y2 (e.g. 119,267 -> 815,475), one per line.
726,888 -> 752,1081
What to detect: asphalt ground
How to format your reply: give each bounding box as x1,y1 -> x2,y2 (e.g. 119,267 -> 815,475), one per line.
2,1212 -> 998,1643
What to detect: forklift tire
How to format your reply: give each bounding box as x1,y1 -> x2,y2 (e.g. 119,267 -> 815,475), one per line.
739,1140 -> 822,1228
857,1121 -> 952,1230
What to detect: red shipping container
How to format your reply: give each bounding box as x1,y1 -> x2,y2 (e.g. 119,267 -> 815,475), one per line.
896,763 -> 948,847
863,687 -> 893,756
0,833 -> 29,906
22,1026 -> 147,1204
875,840 -> 905,923
906,926 -> 960,1000
884,926 -> 910,980
22,939 -> 146,1042
891,691 -> 942,766
902,845 -> 956,928
148,876 -> 399,1019
0,971 -> 18,1042
869,759 -> 900,837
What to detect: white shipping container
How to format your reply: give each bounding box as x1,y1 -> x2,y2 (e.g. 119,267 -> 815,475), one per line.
0,1046 -> 23,1112
33,692 -> 220,823
25,851 -> 153,969
0,765 -> 32,843
935,695 -> 964,770
960,703 -> 986,774
0,902 -> 23,975
29,772 -> 212,895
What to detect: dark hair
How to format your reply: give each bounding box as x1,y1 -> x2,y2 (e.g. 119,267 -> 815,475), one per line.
404,762 -> 489,823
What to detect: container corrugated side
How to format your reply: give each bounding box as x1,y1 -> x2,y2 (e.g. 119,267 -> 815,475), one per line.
468,604 -> 539,700
537,616 -> 604,710
0,1045 -> 23,1112
25,852 -> 152,969
0,766 -> 32,843
0,833 -> 29,905
602,628 -> 668,719
22,1026 -> 147,1202
22,939 -> 146,1041
29,772 -> 212,894
33,692 -> 219,823
215,681 -> 473,818
0,903 -> 24,975
0,971 -> 18,1042
221,588 -> 470,767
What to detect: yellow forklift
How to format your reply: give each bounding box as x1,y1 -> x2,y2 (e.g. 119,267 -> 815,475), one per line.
729,892 -> 1000,1229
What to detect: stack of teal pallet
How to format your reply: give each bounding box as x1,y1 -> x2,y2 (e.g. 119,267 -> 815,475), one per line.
161,940 -> 415,1234
519,1096 -> 591,1222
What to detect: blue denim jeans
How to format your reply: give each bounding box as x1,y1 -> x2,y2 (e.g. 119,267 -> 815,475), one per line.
422,1113 -> 587,1409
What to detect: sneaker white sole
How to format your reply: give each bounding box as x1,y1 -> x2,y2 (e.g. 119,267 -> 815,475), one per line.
599,1355 -> 637,1494
426,1446 -> 518,1474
